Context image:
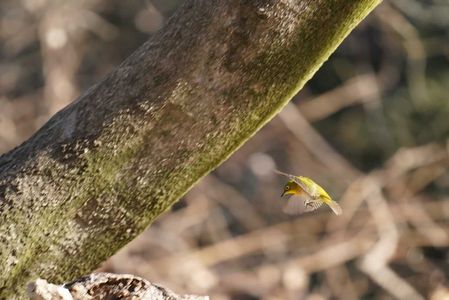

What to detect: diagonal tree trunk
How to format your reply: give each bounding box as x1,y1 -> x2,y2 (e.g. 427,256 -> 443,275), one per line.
0,0 -> 381,298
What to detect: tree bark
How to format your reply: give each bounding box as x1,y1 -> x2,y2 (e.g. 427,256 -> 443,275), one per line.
0,0 -> 381,298
27,273 -> 208,300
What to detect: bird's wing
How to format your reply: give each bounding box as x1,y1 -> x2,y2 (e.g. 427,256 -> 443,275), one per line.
275,170 -> 298,182
275,170 -> 310,193
293,176 -> 319,198
297,176 -> 332,200
282,194 -> 320,215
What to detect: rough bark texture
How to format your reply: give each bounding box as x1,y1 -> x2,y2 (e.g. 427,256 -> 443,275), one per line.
0,0 -> 381,298
28,273 -> 208,300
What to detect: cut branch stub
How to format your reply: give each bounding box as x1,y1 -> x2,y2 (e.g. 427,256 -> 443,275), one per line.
27,273 -> 208,300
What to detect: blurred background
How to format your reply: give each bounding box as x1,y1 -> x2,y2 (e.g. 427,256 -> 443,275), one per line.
1,0 -> 448,299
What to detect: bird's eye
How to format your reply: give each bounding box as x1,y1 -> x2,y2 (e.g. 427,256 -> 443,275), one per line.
285,186 -> 290,191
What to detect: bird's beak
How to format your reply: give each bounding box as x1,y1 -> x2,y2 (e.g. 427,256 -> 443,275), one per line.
281,191 -> 286,197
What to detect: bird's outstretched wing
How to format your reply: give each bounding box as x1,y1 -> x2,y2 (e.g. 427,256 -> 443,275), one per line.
274,170 -> 297,181
275,170 -> 315,197
296,176 -> 321,198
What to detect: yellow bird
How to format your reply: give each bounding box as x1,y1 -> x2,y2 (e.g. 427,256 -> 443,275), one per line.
276,170 -> 342,215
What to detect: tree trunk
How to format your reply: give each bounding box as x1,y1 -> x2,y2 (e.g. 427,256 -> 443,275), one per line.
0,0 -> 381,298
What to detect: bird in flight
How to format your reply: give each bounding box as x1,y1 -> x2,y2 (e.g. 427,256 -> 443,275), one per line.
276,170 -> 342,215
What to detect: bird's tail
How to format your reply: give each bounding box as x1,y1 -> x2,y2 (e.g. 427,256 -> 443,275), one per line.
326,200 -> 342,215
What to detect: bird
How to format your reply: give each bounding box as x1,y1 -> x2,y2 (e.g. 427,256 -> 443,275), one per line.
276,170 -> 342,215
